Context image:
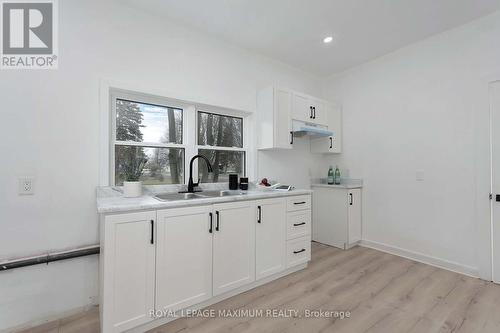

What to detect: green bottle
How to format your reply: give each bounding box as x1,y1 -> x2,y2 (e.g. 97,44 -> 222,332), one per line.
334,166 -> 341,185
327,166 -> 334,184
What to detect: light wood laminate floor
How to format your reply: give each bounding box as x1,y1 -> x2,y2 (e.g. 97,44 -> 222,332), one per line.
16,242 -> 500,333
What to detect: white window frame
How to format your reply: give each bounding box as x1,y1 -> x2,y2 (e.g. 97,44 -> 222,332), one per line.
106,87 -> 249,186
109,89 -> 191,186
195,107 -> 248,181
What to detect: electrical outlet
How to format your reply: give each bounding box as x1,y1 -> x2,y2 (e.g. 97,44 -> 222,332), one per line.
19,177 -> 35,195
416,170 -> 425,181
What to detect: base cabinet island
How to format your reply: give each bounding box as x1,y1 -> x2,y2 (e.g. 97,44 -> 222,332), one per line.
97,188 -> 312,332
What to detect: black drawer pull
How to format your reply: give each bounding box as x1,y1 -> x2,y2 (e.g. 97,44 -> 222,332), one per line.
293,249 -> 306,254
215,211 -> 220,231
209,212 -> 213,233
294,201 -> 306,205
293,222 -> 306,226
150,220 -> 154,244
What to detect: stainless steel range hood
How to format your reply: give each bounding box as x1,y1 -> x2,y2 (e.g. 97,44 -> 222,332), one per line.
292,120 -> 333,139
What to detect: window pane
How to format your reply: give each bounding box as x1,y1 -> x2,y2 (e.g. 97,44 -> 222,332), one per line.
198,149 -> 245,183
197,112 -> 243,148
115,145 -> 184,185
116,99 -> 183,144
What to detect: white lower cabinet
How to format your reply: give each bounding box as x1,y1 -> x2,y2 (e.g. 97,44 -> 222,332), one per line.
100,195 -> 311,332
312,186 -> 362,249
156,206 -> 213,312
212,201 -> 256,296
255,198 -> 286,280
101,211 -> 156,333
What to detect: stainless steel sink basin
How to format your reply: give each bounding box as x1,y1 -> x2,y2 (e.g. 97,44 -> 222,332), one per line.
154,190 -> 247,202
200,190 -> 247,197
154,192 -> 206,201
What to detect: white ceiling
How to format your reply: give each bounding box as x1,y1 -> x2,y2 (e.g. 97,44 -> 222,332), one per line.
124,0 -> 500,76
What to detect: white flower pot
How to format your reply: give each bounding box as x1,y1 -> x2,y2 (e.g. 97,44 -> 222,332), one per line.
123,181 -> 142,198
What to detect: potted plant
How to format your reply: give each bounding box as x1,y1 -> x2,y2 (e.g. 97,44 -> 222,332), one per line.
123,157 -> 147,198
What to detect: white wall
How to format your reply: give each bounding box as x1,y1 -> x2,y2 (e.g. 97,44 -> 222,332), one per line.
0,0 -> 326,330
323,11 -> 500,277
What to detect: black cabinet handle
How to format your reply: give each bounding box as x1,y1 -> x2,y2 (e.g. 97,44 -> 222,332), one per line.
257,206 -> 262,223
294,201 -> 306,205
150,220 -> 154,244
209,212 -> 213,233
497,194 -> 500,202
290,131 -> 294,145
294,249 -> 306,254
349,193 -> 353,206
313,107 -> 316,119
330,137 -> 333,149
293,222 -> 306,226
215,211 -> 220,231
309,106 -> 313,119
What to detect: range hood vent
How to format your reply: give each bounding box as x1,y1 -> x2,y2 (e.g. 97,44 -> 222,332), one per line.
292,120 -> 333,139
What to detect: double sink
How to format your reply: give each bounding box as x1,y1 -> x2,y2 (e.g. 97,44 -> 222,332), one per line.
154,190 -> 247,202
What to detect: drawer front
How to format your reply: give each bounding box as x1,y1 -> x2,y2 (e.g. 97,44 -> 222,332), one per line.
286,195 -> 311,212
286,236 -> 311,268
287,210 -> 311,240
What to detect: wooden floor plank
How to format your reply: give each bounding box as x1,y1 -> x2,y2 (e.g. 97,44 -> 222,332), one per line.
16,243 -> 500,333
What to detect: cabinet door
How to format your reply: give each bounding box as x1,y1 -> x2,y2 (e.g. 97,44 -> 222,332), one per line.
156,206 -> 213,313
348,189 -> 362,244
213,201 -> 256,296
310,102 -> 342,154
275,88 -> 293,149
102,211 -> 156,333
328,103 -> 342,153
292,93 -> 312,122
311,99 -> 327,126
256,198 -> 286,280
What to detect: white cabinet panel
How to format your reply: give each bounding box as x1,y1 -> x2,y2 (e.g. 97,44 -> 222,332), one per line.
348,189 -> 362,244
292,92 -> 311,122
102,211 -> 156,333
257,86 -> 292,150
256,198 -> 286,280
286,195 -> 311,212
213,201 -> 256,296
310,103 -> 342,154
287,210 -> 311,240
286,236 -> 311,268
156,206 -> 213,312
312,186 -> 362,250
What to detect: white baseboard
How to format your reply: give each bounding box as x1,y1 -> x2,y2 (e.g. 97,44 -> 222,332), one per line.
360,240 -> 479,278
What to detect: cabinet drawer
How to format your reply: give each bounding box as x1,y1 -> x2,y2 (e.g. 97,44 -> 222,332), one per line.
286,210 -> 311,240
286,195 -> 311,212
286,236 -> 311,268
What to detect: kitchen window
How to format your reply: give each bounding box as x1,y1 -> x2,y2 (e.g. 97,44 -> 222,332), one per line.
110,90 -> 247,186
112,95 -> 185,185
197,111 -> 246,183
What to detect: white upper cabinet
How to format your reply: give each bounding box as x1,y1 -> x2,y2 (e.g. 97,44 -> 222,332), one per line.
311,102 -> 342,154
257,87 -> 341,150
257,86 -> 293,150
292,93 -> 328,126
291,92 -> 311,122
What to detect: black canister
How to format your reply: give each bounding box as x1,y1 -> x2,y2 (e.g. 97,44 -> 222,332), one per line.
239,177 -> 249,190
229,174 -> 238,190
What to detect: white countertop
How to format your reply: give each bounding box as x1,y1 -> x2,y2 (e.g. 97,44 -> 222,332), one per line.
96,187 -> 312,214
311,181 -> 363,189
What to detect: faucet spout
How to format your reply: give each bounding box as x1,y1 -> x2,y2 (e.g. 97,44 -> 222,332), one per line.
185,154 -> 213,193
